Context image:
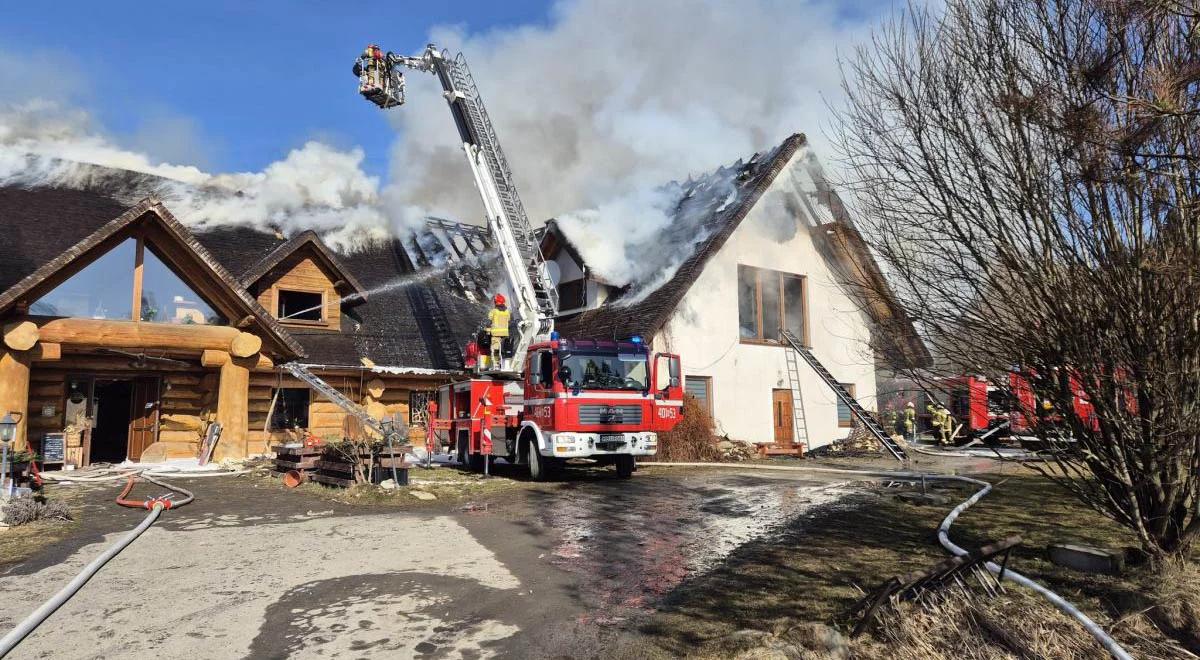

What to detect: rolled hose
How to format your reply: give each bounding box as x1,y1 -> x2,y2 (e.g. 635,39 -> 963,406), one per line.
648,461 -> 1133,659
0,474 -> 193,658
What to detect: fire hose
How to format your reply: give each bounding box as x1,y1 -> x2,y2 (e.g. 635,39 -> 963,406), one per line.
650,461 -> 1133,659
0,474 -> 194,658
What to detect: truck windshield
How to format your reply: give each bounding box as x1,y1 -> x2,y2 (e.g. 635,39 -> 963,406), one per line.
560,352 -> 649,391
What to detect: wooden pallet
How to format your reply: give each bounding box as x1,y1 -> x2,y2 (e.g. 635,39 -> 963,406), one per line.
272,444 -> 325,482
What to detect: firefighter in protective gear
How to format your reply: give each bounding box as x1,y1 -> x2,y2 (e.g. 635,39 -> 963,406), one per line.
903,402 -> 916,440
487,294 -> 510,368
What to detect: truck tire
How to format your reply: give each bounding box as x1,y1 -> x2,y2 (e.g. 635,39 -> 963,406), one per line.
456,435 -> 469,466
527,438 -> 550,481
468,453 -> 487,473
615,455 -> 635,479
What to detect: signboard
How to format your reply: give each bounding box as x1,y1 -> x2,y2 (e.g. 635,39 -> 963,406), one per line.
41,433 -> 66,463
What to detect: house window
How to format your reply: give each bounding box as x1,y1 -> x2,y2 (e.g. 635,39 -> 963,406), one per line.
558,279 -> 586,310
31,239 -> 137,319
30,236 -> 229,325
838,383 -> 857,428
409,390 -> 436,424
277,290 -> 324,322
269,388 -> 311,430
685,376 -> 713,415
737,265 -> 806,343
140,246 -> 225,325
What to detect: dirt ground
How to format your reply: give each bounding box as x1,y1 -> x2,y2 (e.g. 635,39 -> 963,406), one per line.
0,453 -> 1178,659
0,461 -> 861,659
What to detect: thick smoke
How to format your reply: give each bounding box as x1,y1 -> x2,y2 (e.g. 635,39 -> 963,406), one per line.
1,0 -> 875,268
388,0 -> 871,286
0,100 -> 428,250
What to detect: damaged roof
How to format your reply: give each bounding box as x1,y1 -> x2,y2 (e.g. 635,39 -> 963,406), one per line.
0,172 -> 490,371
554,133 -> 808,340
550,133 -> 928,367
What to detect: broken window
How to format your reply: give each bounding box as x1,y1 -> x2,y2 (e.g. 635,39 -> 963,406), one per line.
737,265 -> 807,342
409,390 -> 436,424
278,290 -> 324,322
269,388 -> 310,430
558,279 -> 586,310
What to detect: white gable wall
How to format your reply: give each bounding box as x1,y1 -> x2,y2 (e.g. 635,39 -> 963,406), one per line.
655,154 -> 878,449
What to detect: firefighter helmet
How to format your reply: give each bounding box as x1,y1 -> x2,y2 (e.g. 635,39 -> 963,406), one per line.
494,293 -> 506,306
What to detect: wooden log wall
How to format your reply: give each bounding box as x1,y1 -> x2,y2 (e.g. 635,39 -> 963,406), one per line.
246,371 -> 444,456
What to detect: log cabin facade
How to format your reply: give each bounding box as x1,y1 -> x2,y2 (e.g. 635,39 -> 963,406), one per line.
0,184 -> 486,465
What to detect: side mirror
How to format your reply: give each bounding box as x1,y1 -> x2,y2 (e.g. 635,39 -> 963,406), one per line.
670,377 -> 680,388
558,366 -> 572,384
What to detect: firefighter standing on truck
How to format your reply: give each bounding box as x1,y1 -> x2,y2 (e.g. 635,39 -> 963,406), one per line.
488,294 -> 510,369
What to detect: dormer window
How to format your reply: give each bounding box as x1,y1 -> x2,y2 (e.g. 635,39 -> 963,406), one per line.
277,290 -> 324,323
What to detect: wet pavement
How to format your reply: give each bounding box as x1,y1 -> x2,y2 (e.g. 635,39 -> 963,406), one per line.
0,464 -> 861,658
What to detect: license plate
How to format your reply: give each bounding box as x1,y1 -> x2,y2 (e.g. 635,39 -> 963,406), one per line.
596,435 -> 626,450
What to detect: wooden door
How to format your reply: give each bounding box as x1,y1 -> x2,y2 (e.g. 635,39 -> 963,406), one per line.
127,377 -> 161,461
772,389 -> 794,448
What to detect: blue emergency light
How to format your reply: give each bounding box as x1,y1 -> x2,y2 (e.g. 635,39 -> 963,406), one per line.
630,335 -> 643,344
550,331 -> 560,341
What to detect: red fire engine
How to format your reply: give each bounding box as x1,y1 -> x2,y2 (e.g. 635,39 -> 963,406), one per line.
353,44 -> 684,478
940,371 -> 1100,441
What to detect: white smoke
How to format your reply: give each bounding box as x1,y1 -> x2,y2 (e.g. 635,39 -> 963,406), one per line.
0,99 -> 429,250
388,0 -> 875,286
1,0 -> 880,267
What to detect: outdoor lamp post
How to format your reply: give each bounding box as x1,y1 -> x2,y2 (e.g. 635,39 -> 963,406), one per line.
0,414 -> 15,498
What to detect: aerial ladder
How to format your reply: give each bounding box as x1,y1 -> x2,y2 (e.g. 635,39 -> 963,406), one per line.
355,44 -> 558,373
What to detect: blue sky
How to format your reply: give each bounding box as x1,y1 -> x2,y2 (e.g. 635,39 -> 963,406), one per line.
0,1 -> 554,176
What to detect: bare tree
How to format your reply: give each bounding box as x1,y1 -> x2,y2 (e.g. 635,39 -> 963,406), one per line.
836,0 -> 1200,560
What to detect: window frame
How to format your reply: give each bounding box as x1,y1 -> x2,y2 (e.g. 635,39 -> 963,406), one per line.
684,375 -> 713,416
275,287 -> 327,325
837,383 -> 857,428
269,387 -> 312,431
737,265 -> 809,346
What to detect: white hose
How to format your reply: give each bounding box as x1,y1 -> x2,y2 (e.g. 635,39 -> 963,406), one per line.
936,476 -> 1134,660
647,461 -> 1133,659
0,505 -> 163,657
40,466 -> 250,483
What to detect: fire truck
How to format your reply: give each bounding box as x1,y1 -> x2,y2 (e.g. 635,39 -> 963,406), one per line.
940,371 -> 1100,442
353,44 -> 684,479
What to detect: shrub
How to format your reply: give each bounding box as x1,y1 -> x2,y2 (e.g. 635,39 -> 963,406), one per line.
2,498 -> 72,527
651,396 -> 723,462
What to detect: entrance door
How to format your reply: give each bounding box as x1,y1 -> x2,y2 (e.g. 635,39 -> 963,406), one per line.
127,378 -> 161,461
772,389 -> 795,448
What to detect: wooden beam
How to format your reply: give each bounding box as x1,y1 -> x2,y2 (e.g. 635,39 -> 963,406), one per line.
131,236 -> 145,322
30,342 -> 61,361
33,317 -> 242,352
3,321 -> 39,351
0,348 -> 31,450
214,356 -> 251,461
230,332 -> 263,359
200,350 -> 273,370
235,315 -> 256,328
200,350 -> 229,368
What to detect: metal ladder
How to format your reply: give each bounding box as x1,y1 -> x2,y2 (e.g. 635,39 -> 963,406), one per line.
444,53 -> 558,320
783,347 -> 811,452
779,330 -> 907,461
280,363 -> 409,479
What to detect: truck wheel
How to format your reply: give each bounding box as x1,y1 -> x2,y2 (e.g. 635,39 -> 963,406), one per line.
615,455 -> 635,479
468,454 -> 486,473
527,439 -> 550,481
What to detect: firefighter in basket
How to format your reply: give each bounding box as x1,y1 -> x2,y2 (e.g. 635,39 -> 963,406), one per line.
354,44 -> 385,95
487,294 -> 511,369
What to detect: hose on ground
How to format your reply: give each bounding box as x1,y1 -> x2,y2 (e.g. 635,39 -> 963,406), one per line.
648,461 -> 1133,659
0,474 -> 194,658
937,476 -> 1133,660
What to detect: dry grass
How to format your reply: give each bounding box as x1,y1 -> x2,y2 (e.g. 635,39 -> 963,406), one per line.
0,489 -> 83,568
650,397 -> 722,462
642,471 -> 1200,659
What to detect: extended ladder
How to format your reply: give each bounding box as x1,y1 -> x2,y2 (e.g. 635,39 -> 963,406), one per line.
782,347 -> 811,452
441,52 -> 559,324
779,330 -> 906,461
281,363 -> 409,478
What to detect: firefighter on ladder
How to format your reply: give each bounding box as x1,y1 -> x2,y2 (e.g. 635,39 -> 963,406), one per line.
487,294 -> 510,369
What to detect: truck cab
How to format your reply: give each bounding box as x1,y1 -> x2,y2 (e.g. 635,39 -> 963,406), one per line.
519,338 -> 683,473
